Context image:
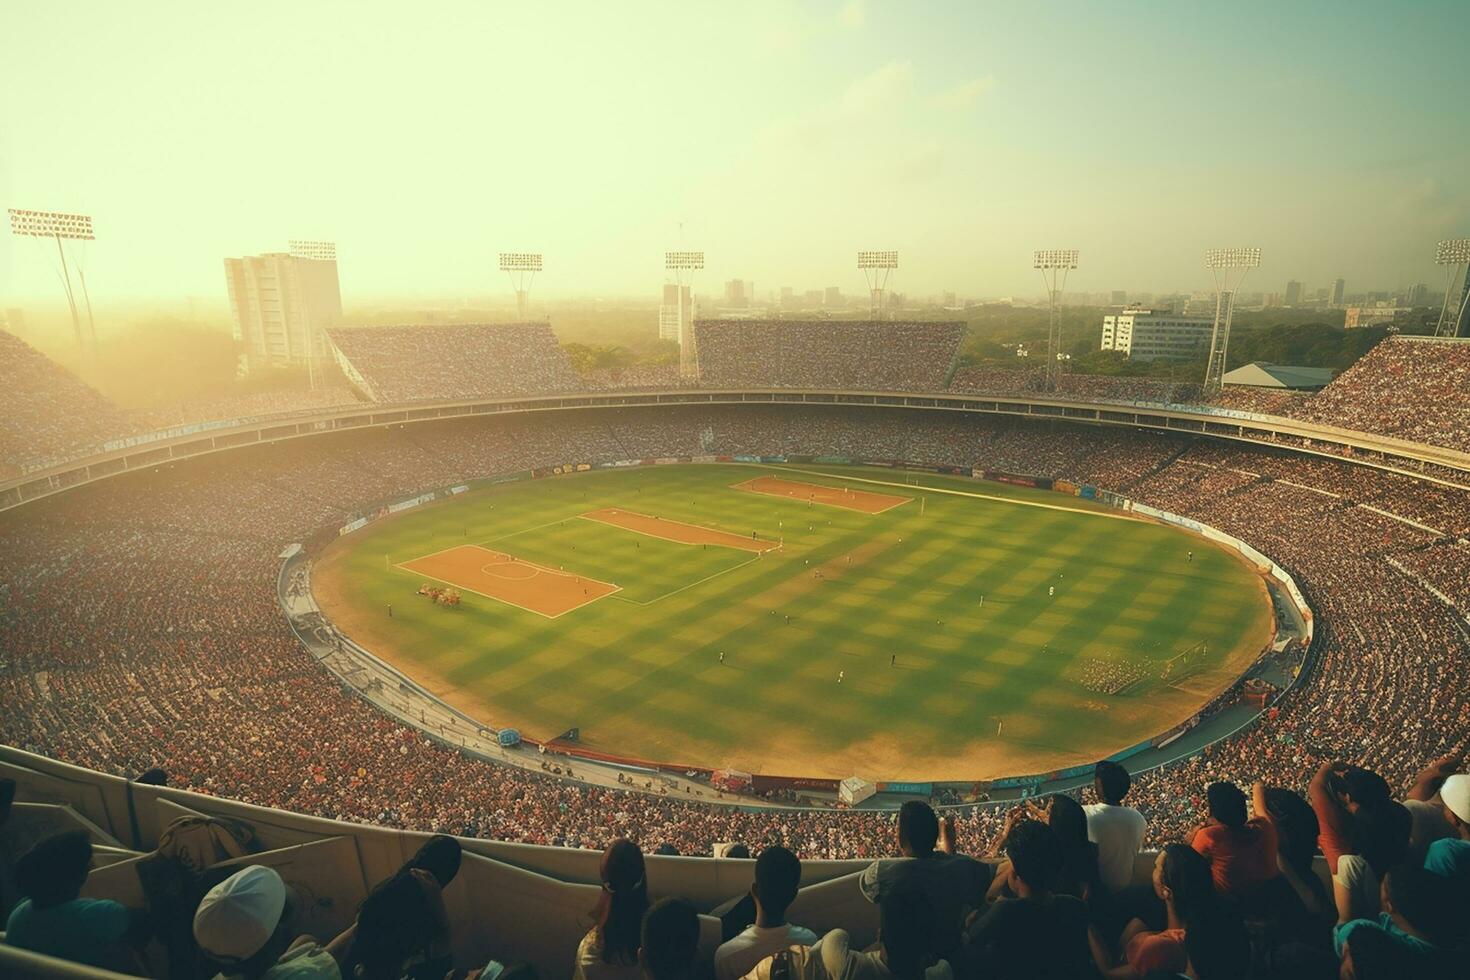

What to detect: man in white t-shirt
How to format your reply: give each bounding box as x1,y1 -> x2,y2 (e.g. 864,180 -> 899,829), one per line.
714,846 -> 818,980
1082,760 -> 1148,894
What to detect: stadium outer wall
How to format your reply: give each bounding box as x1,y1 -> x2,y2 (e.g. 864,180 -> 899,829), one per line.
285,450 -> 1312,808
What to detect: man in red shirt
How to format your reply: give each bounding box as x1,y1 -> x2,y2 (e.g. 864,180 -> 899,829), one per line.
1189,780 -> 1281,899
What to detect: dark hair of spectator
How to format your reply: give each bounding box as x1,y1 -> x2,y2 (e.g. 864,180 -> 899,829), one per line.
1206,781 -> 1249,828
345,873 -> 438,980
593,838 -> 648,966
406,834 -> 462,889
879,884 -> 937,980
1263,787 -> 1320,876
752,845 -> 801,921
1158,844 -> 1217,921
1004,819 -> 1062,892
1183,910 -> 1251,980
897,800 -> 939,855
639,897 -> 699,980
1356,801 -> 1411,875
15,829 -> 93,908
1094,761 -> 1131,805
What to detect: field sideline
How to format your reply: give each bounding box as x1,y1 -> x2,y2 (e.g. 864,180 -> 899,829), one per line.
311,463 -> 1274,781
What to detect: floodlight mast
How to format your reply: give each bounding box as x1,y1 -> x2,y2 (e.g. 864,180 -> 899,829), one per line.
1433,238 -> 1470,338
499,252 -> 543,320
665,250 -> 704,379
8,209 -> 97,353
857,250 -> 898,319
1202,247 -> 1262,393
1034,249 -> 1079,391
289,240 -> 338,389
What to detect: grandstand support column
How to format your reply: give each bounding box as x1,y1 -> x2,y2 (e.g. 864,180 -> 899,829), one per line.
1034,249 -> 1078,392
500,252 -> 543,322
1433,238 -> 1470,338
1202,247 -> 1261,395
858,250 -> 898,320
666,250 -> 704,379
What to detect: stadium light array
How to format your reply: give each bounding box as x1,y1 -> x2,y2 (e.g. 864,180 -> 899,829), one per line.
8,208 -> 97,352
1436,239 -> 1470,265
290,240 -> 337,261
9,208 -> 95,239
665,251 -> 705,270
1033,249 -> 1078,270
1205,247 -> 1262,270
499,252 -> 544,272
857,250 -> 899,270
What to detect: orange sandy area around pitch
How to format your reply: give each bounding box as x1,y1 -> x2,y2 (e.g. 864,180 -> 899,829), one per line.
581,507 -> 779,553
397,544 -> 618,618
732,475 -> 912,514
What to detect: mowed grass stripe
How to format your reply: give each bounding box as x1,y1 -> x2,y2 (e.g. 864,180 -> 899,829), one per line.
315,463 -> 1275,779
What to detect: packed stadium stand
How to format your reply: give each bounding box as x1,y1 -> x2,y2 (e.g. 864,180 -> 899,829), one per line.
5,328 -> 1470,979
0,330 -> 134,477
1285,335 -> 1470,453
326,323 -> 584,402
694,319 -> 965,390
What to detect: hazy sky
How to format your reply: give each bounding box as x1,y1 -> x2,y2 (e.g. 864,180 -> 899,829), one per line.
2,0 -> 1468,310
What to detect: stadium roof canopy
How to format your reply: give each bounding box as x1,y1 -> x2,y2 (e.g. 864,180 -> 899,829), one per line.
1222,362 -> 1335,390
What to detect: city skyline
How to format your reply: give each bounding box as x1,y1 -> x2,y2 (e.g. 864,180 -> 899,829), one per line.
3,0 -> 1468,310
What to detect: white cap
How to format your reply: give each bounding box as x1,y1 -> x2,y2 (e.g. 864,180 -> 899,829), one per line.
1442,773 -> 1470,825
193,865 -> 287,962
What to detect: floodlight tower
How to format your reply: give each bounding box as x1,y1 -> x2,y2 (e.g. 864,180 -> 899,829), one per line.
499,252 -> 543,320
8,208 -> 96,352
289,240 -> 338,389
665,250 -> 704,379
1034,249 -> 1079,390
857,250 -> 898,319
1433,238 -> 1470,338
1202,247 -> 1262,394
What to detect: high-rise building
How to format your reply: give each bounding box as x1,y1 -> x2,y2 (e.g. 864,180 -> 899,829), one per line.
223,252 -> 342,370
723,279 -> 750,308
1110,290 -> 1127,305
1328,278 -> 1345,307
1100,310 -> 1213,361
1284,280 -> 1303,306
824,286 -> 842,307
779,286 -> 795,309
658,283 -> 693,342
1403,282 -> 1428,306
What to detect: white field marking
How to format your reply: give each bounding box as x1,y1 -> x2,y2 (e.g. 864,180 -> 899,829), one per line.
609,554 -> 763,607
393,544 -> 621,620
752,465 -> 1146,524
479,517 -> 582,547
730,477 -> 912,514
579,508 -> 781,553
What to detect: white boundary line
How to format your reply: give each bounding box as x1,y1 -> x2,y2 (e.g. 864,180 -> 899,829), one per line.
755,464 -> 1145,523
610,553 -> 764,607
394,543 -> 621,620
730,476 -> 912,514
579,507 -> 781,553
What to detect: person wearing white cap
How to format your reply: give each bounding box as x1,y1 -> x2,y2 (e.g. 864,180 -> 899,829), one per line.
1424,773 -> 1470,882
193,865 -> 342,980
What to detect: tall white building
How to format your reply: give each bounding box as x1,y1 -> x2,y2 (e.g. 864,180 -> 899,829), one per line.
658,282 -> 693,343
224,252 -> 342,369
1101,310 -> 1214,361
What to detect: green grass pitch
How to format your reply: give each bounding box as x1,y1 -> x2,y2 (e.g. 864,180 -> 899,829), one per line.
312,463 -> 1274,781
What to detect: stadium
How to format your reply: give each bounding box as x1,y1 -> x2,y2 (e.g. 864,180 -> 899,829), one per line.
3,318 -> 1469,977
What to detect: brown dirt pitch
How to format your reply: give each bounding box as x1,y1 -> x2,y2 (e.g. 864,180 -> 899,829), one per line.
397,544 -> 618,618
581,507 -> 780,552
732,475 -> 912,514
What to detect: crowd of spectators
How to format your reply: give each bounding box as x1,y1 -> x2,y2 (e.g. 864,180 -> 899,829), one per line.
325,323 -> 584,403
0,330 -> 135,477
126,386 -> 364,432
694,321 -> 964,392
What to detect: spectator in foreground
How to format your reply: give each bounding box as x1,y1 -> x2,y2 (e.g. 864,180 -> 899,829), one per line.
859,801 -> 991,964
1334,865 -> 1465,975
1424,772 -> 1470,881
4,829 -> 143,972
964,819 -> 1097,980
1189,780 -> 1281,900
1084,761 -> 1147,895
339,868 -> 451,980
1180,911 -> 1252,980
714,846 -> 817,980
743,883 -> 951,980
1259,783 -> 1332,922
639,897 -> 700,980
575,839 -> 649,980
1096,844 -> 1220,979
193,864 -> 341,980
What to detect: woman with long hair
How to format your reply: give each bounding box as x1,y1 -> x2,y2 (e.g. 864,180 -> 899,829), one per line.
573,839 -> 649,980
1092,843 -> 1232,978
